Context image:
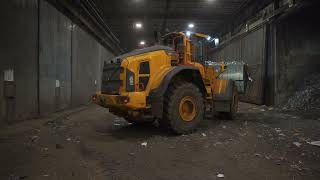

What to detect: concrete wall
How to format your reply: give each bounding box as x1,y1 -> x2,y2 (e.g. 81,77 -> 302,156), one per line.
275,6 -> 320,104
0,0 -> 115,124
71,26 -> 114,107
0,0 -> 39,123
39,0 -> 72,114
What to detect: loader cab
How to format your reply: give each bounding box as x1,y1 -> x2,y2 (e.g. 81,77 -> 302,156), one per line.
161,32 -> 210,65
190,36 -> 209,65
162,32 -> 185,63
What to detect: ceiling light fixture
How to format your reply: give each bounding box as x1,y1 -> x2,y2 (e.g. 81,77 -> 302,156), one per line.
135,23 -> 142,29
188,23 -> 194,28
140,41 -> 145,45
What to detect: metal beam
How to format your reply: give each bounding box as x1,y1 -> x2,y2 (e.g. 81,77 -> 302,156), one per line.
103,12 -> 229,21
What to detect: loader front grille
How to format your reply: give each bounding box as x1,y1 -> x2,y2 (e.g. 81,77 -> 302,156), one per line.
101,63 -> 123,95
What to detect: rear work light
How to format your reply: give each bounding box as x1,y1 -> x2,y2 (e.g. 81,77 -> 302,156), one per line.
92,95 -> 97,102
120,96 -> 130,104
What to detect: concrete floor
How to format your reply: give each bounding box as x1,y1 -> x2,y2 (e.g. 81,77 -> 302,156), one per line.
0,103 -> 320,180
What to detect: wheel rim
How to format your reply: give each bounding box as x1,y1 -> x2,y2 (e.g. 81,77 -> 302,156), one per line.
179,96 -> 197,122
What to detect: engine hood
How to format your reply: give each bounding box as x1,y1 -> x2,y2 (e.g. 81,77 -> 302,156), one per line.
113,45 -> 173,63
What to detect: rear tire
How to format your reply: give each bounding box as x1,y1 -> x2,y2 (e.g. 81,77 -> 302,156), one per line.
223,84 -> 238,120
160,82 -> 204,134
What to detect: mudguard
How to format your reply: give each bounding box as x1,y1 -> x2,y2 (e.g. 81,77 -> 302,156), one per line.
148,66 -> 205,119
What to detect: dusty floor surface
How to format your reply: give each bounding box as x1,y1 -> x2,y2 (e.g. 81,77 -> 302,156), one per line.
0,103 -> 320,180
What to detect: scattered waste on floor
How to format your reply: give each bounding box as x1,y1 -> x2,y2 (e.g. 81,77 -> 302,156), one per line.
238,132 -> 247,137
275,161 -> 281,165
141,142 -> 148,147
214,142 -> 222,146
30,135 -> 39,142
308,141 -> 320,147
275,128 -> 282,133
244,121 -> 248,126
292,128 -> 301,133
265,155 -> 271,160
279,133 -> 286,137
9,174 -> 28,180
290,161 -> 304,171
201,133 -> 207,137
293,142 -> 302,147
254,153 -> 262,157
217,173 -> 225,178
222,125 -> 226,129
55,144 -> 64,149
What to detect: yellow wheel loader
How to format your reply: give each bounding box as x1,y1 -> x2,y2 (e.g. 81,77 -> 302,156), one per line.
94,32 -> 240,134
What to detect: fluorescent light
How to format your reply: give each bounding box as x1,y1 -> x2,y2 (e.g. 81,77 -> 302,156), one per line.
214,38 -> 219,46
188,23 -> 194,28
140,41 -> 145,45
135,23 -> 142,29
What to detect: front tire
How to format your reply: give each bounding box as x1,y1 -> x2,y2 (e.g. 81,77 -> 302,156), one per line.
161,82 -> 204,134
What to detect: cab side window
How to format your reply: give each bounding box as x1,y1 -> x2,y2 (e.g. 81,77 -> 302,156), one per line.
139,61 -> 150,74
138,61 -> 150,91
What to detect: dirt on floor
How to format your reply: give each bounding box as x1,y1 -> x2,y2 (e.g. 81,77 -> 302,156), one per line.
0,103 -> 320,180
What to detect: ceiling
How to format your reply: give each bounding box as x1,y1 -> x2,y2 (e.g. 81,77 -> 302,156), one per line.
94,0 -> 253,52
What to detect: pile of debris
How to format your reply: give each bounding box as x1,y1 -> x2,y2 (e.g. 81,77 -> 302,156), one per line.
282,73 -> 320,111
